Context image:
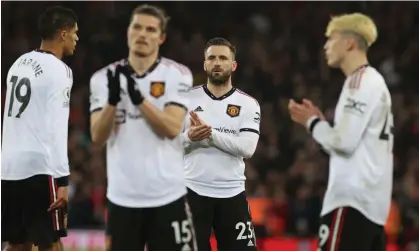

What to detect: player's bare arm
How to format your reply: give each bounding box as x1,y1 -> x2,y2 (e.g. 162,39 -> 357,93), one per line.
90,106 -> 117,145
90,67 -> 122,145
141,100 -> 188,139
119,67 -> 187,139
48,186 -> 68,212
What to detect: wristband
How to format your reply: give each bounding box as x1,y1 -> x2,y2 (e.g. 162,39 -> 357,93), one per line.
307,116 -> 321,133
56,175 -> 69,187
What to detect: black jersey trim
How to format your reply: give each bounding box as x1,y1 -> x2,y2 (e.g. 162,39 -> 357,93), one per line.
239,128 -> 260,135
34,49 -> 55,56
203,84 -> 236,101
56,175 -> 69,187
309,117 -> 321,133
124,56 -> 161,79
90,107 -> 103,114
165,102 -> 187,112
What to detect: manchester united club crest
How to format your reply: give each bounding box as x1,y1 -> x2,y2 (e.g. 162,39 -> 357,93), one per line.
226,104 -> 241,118
150,81 -> 165,98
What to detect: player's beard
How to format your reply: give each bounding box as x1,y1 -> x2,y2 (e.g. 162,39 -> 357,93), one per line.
206,69 -> 231,86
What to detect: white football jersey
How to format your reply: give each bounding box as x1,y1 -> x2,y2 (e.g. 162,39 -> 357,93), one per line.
89,57 -> 193,208
310,65 -> 393,225
2,49 -> 72,180
182,85 -> 261,198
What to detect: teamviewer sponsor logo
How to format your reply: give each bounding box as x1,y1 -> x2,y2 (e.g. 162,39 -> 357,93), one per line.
127,111 -> 142,119
214,127 -> 237,134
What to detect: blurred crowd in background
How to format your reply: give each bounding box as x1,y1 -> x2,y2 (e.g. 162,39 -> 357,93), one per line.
2,1 -> 419,250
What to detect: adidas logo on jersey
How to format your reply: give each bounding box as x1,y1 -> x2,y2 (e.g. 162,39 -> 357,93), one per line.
194,106 -> 203,112
247,240 -> 254,246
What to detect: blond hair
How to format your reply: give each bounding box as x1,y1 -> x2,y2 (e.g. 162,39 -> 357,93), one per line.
325,13 -> 378,47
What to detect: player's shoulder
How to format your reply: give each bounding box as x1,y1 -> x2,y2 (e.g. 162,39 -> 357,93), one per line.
160,57 -> 192,77
10,50 -> 72,80
182,84 -> 205,97
8,52 -> 29,73
234,88 -> 260,107
365,67 -> 386,87
55,60 -> 72,80
348,66 -> 386,91
90,58 -> 125,85
189,84 -> 205,92
33,50 -> 71,74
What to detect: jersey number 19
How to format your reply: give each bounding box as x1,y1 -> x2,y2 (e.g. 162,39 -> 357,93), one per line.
7,75 -> 31,118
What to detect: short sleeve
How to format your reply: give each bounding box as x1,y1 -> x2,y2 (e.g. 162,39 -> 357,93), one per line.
165,67 -> 193,111
89,70 -> 108,113
239,99 -> 261,135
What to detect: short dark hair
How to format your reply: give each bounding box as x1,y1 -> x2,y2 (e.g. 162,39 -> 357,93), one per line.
204,37 -> 237,57
38,6 -> 78,40
130,4 -> 170,33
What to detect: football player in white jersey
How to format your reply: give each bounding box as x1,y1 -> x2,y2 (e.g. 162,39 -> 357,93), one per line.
182,37 -> 260,251
289,13 -> 393,251
1,6 -> 78,251
89,5 -> 197,251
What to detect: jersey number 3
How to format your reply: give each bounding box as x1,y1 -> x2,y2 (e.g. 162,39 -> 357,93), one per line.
7,75 -> 31,118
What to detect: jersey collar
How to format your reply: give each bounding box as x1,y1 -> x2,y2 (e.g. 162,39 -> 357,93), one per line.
203,84 -> 236,101
34,49 -> 55,56
124,56 -> 161,79
349,64 -> 369,76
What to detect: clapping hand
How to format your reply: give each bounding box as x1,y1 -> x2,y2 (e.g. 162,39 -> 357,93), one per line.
188,111 -> 212,141
107,65 -> 123,106
288,99 -> 325,127
118,66 -> 144,105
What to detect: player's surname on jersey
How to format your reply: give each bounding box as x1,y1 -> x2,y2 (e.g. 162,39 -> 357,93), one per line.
16,57 -> 44,77
2,2 -> 418,251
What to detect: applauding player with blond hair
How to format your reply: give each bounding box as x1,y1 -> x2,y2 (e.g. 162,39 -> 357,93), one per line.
289,13 -> 393,251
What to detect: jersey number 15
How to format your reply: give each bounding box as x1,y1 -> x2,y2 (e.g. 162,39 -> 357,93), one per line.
7,75 -> 31,118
